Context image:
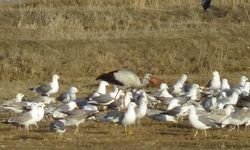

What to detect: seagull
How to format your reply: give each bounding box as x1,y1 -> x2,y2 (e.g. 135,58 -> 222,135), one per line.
188,105 -> 216,137
170,74 -> 188,96
52,101 -> 78,119
221,78 -> 230,91
205,105 -> 235,123
220,108 -> 250,130
87,80 -> 110,98
57,86 -> 78,103
216,90 -> 240,109
166,98 -> 182,111
59,109 -> 98,133
50,119 -> 66,136
2,93 -> 25,105
7,103 -> 40,131
147,109 -> 177,122
29,74 -> 60,96
207,71 -> 221,91
87,86 -> 123,106
161,104 -> 193,122
98,110 -> 122,123
151,83 -> 172,98
241,82 -> 250,96
119,102 -> 137,134
135,92 -> 148,125
201,97 -> 217,112
26,96 -> 56,105
34,102 -> 45,127
234,75 -> 248,91
1,93 -> 30,113
184,84 -> 200,101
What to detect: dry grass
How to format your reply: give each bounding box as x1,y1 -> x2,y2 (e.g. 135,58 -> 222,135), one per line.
0,0 -> 250,149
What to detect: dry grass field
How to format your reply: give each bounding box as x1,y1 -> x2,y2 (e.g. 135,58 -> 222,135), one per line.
0,0 -> 250,149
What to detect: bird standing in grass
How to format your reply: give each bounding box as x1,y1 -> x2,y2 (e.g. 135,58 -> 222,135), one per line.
188,105 -> 216,137
119,102 -> 137,134
29,74 -> 60,96
96,69 -> 161,109
7,103 -> 40,132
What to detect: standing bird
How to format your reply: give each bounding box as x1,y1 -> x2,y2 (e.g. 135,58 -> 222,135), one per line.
119,102 -> 137,134
201,0 -> 211,11
29,74 -> 60,96
50,119 -> 66,136
57,86 -> 78,103
207,71 -> 221,91
170,74 -> 188,96
7,103 -> 40,131
96,69 -> 161,108
188,105 -> 216,137
135,92 -> 148,125
96,69 -> 159,89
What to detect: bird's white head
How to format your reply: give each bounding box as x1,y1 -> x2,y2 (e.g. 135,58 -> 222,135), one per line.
69,86 -> 78,93
52,74 -> 60,80
240,75 -> 248,83
160,83 -> 168,90
128,102 -> 137,109
16,93 -> 24,99
181,74 -> 188,81
224,104 -> 235,113
212,71 -> 219,76
68,101 -> 78,109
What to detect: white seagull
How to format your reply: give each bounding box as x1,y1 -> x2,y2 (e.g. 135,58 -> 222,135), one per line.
29,74 -> 60,96
207,71 -> 221,91
7,103 -> 40,131
57,86 -> 78,103
188,105 -> 216,137
135,92 -> 148,125
119,102 -> 137,134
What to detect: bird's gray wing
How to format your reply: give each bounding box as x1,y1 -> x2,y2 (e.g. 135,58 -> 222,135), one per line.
206,110 -> 227,122
33,83 -> 52,94
90,94 -> 113,104
162,107 -> 181,116
9,112 -> 33,123
3,101 -> 30,109
198,115 -> 215,126
57,104 -> 71,112
57,92 -> 70,102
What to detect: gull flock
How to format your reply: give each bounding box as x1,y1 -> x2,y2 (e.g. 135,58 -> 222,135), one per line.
1,69 -> 250,137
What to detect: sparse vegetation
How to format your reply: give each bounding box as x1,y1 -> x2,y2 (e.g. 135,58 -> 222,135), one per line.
0,0 -> 250,149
